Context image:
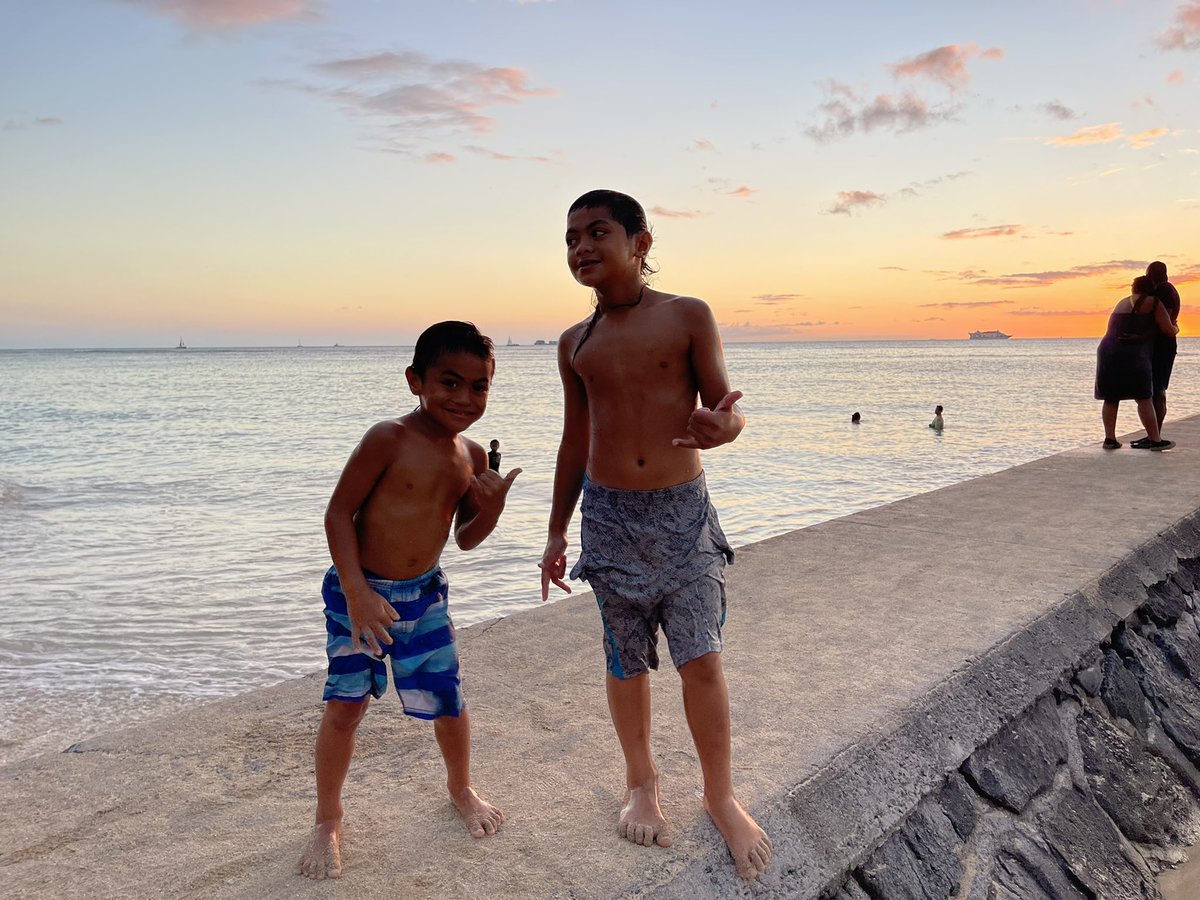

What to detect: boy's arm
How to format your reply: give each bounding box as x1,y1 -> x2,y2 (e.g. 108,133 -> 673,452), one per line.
672,298 -> 745,450
455,440 -> 521,551
540,331 -> 590,601
324,423 -> 401,655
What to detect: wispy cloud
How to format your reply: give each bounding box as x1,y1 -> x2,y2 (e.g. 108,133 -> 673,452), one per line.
941,224 -> 1023,240
957,259 -> 1144,288
727,185 -> 757,198
463,144 -> 555,164
1157,1 -> 1200,51
648,206 -> 707,219
827,190 -> 887,215
888,43 -> 1003,91
751,294 -> 805,305
825,170 -> 970,216
1168,69 -> 1187,84
2,116 -> 62,131
286,50 -> 556,155
118,0 -> 320,29
1039,100 -> 1080,121
1046,122 -> 1123,146
1009,308 -> 1104,317
918,300 -> 1015,309
719,321 -> 831,339
691,138 -> 717,152
424,152 -> 455,164
1128,127 -> 1170,148
805,80 -> 960,142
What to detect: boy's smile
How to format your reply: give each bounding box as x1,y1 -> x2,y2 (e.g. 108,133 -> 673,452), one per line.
407,351 -> 492,434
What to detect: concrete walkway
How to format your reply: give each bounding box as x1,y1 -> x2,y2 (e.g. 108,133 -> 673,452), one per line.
4,418 -> 1200,899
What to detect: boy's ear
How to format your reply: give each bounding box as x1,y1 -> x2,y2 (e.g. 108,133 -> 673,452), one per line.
405,366 -> 422,396
635,230 -> 652,259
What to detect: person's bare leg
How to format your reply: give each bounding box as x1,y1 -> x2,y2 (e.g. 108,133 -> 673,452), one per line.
606,672 -> 672,848
1102,400 -> 1119,442
434,708 -> 504,838
297,698 -> 369,879
1135,398 -> 1161,442
679,652 -> 773,880
1154,393 -> 1167,433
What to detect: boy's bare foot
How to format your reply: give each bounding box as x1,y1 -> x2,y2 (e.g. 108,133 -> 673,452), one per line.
452,786 -> 504,838
296,818 -> 343,880
618,782 -> 673,848
704,795 -> 772,880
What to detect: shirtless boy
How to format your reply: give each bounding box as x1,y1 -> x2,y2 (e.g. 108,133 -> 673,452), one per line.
539,190 -> 773,880
297,321 -> 518,880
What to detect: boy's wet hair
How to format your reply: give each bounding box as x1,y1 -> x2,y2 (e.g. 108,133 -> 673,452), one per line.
568,189 -> 656,280
569,190 -> 659,362
411,321 -> 494,376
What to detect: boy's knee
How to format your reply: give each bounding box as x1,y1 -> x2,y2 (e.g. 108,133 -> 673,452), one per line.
324,698 -> 370,730
678,651 -> 724,684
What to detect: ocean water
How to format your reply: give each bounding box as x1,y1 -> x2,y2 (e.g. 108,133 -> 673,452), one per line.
1,339 -> 1196,765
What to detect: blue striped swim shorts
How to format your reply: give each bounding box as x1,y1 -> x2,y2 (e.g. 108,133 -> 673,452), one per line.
321,565 -> 464,719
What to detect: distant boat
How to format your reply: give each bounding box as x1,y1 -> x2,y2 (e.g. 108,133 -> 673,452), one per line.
969,330 -> 1011,340
176,337 -> 186,349
506,336 -> 519,347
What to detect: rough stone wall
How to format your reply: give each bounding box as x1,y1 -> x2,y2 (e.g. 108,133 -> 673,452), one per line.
829,558 -> 1200,900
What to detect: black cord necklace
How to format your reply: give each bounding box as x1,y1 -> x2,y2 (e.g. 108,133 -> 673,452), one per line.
605,284 -> 645,311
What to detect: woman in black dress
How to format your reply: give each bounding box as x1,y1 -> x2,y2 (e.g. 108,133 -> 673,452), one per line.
1095,275 -> 1178,449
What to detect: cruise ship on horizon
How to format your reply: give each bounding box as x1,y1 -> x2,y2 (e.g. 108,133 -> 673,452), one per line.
969,330 -> 1011,340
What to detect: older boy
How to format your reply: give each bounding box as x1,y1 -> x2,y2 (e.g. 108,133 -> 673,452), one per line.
540,190 -> 773,880
297,321 -> 519,880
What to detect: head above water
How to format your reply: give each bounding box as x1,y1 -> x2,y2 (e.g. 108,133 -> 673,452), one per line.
410,321 -> 495,377
934,405 -> 944,415
851,411 -> 861,423
568,189 -> 656,279
1146,261 -> 1168,285
1132,275 -> 1155,296
489,439 -> 500,450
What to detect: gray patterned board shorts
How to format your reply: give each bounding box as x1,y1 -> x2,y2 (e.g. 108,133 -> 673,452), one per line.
570,472 -> 734,679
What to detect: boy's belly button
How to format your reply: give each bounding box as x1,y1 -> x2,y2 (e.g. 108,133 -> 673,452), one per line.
637,458 -> 645,467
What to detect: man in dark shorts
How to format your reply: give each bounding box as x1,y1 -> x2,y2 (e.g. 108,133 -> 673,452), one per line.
1139,261 -> 1181,443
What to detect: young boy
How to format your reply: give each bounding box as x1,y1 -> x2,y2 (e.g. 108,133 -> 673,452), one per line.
488,439 -> 502,472
539,190 -> 773,880
930,405 -> 944,431
297,321 -> 520,880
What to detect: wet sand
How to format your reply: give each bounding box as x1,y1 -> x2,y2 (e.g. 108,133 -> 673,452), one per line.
1159,844 -> 1200,900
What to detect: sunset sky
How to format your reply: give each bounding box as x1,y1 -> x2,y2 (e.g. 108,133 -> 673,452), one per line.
2,0 -> 1198,347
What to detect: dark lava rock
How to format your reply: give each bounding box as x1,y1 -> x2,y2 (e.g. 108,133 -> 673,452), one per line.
857,799 -> 962,900
963,695 -> 1066,813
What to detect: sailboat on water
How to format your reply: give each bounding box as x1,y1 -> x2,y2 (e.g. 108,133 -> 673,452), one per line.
176,337 -> 187,350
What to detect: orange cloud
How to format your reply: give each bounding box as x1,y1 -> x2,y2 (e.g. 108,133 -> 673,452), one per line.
1168,69 -> 1186,84
827,190 -> 886,215
648,206 -> 707,219
941,225 -> 1023,240
1157,1 -> 1200,51
424,152 -> 455,164
121,0 -> 319,29
728,186 -> 757,198
1046,123 -> 1123,146
889,43 -> 1004,90
1128,127 -> 1170,149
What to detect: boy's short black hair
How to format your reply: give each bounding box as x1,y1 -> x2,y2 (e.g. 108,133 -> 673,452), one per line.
411,321 -> 495,376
